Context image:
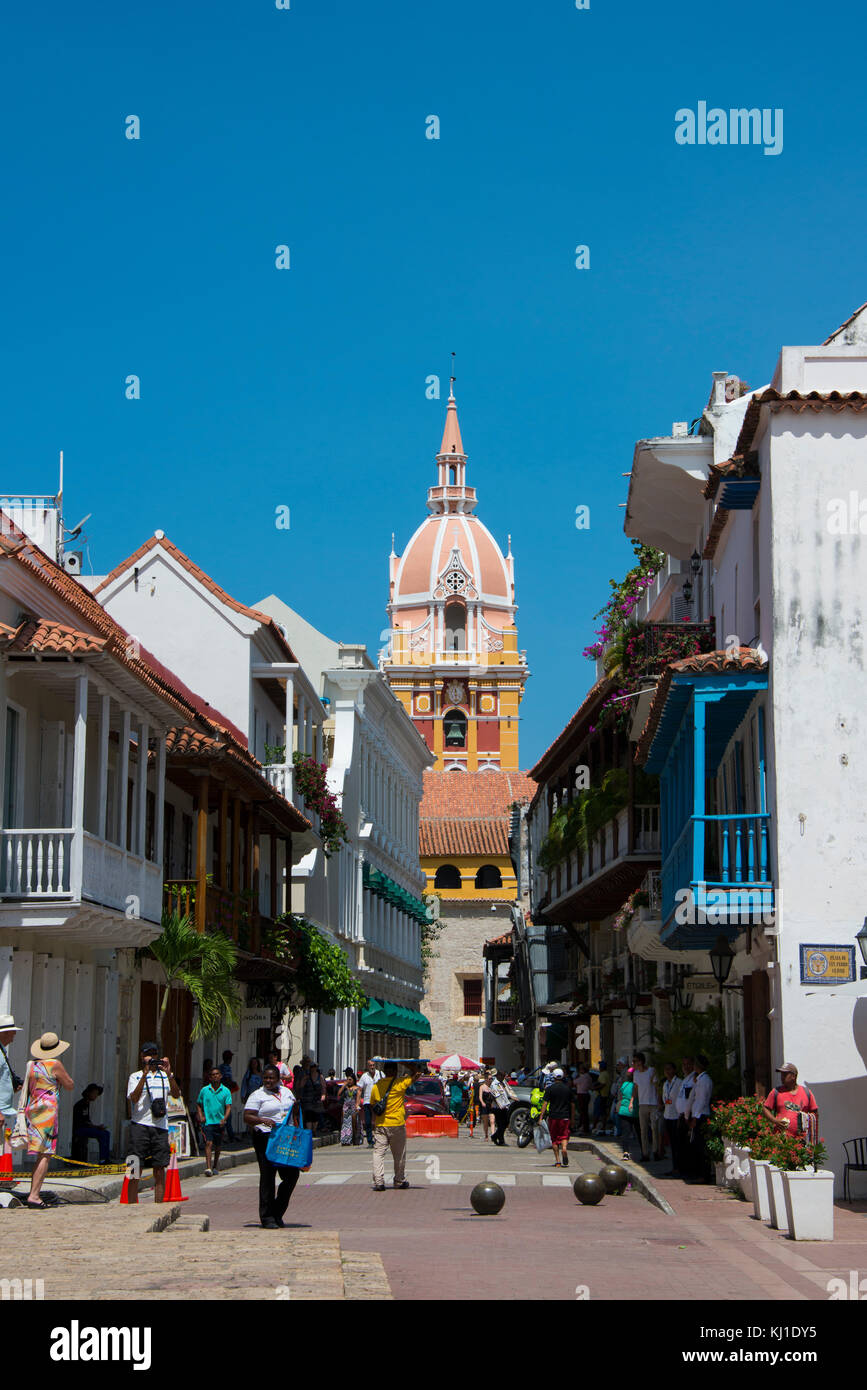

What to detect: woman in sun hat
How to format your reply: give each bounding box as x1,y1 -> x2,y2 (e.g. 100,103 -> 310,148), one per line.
23,1032 -> 74,1210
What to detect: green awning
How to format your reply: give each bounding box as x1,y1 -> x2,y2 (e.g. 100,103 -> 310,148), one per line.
359,999 -> 389,1032
362,862 -> 430,923
359,998 -> 432,1039
394,1006 -> 432,1040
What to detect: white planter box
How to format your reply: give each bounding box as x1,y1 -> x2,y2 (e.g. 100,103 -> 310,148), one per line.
724,1138 -> 738,1188
765,1164 -> 788,1231
714,1161 -> 727,1187
734,1145 -> 753,1198
750,1159 -> 772,1220
782,1170 -> 835,1241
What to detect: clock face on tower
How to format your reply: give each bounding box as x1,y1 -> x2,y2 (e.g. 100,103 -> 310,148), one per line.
445,680 -> 466,705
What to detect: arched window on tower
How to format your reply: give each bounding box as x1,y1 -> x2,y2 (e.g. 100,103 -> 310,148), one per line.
443,708 -> 467,749
445,602 -> 466,652
475,864 -> 503,889
449,464 -> 456,485
435,864 -> 461,890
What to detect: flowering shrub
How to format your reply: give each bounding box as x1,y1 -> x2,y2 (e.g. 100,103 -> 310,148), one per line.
264,913 -> 368,1012
292,752 -> 349,856
709,1095 -> 772,1147
612,888 -> 651,933
708,1096 -> 827,1171
582,541 -> 666,663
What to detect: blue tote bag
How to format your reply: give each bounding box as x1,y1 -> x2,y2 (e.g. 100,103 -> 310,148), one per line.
266,1106 -> 313,1169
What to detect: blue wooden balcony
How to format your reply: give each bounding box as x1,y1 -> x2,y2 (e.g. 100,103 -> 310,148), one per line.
641,654 -> 774,947
662,812 -> 774,945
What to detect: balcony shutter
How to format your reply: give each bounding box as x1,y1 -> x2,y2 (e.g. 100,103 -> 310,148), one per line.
39,720 -> 65,826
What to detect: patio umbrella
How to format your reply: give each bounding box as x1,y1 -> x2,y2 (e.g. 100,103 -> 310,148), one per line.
430,1053 -> 482,1071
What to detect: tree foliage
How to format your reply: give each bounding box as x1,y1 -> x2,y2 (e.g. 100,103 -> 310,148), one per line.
266,913 -> 368,1014
145,911 -> 242,1042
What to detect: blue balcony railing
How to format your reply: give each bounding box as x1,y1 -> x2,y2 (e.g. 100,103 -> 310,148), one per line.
662,812 -> 774,933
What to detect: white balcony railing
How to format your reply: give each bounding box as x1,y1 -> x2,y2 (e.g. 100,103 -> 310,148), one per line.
264,764 -> 321,836
0,829 -> 74,897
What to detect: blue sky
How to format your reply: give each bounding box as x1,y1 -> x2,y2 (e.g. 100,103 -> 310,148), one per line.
3,1 -> 866,766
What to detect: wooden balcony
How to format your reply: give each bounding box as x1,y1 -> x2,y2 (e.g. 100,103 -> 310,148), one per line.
163,881 -> 262,954
547,804 -> 661,919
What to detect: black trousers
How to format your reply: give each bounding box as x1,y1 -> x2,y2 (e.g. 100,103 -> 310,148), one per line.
492,1109 -> 509,1145
691,1116 -> 711,1182
252,1131 -> 301,1224
677,1117 -> 694,1175
664,1117 -> 680,1170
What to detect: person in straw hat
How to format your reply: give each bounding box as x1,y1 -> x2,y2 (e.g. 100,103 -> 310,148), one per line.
0,1013 -> 23,1141
23,1031 -> 74,1210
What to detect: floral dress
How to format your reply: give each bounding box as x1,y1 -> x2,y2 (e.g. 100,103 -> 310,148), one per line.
26,1060 -> 60,1156
340,1084 -> 358,1145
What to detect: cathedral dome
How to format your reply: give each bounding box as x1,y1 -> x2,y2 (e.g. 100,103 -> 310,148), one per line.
390,386 -> 514,613
394,514 -> 512,607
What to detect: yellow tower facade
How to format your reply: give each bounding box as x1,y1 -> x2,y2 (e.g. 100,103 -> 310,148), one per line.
381,386 -> 529,771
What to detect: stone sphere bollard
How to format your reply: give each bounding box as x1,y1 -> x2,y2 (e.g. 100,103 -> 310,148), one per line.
573,1173 -> 605,1205
598,1163 -> 628,1195
470,1181 -> 506,1215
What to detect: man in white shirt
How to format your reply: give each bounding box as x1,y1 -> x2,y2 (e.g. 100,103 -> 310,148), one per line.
126,1042 -> 181,1203
631,1053 -> 660,1161
357,1059 -> 384,1148
674,1056 -> 696,1176
684,1053 -> 714,1184
661,1062 -> 683,1176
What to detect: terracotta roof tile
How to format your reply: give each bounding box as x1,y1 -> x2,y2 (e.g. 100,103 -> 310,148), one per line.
418,770 -> 534,859
0,519 -> 308,826
485,931 -> 513,948
0,617 -> 107,655
702,505 -> 731,561
702,452 -> 759,501
635,647 -> 768,765
419,770 -> 535,818
420,817 -> 511,857
93,533 -> 298,663
164,727 -> 310,831
734,388 -> 867,458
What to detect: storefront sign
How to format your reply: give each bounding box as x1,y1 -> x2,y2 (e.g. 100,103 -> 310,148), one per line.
799,944 -> 856,985
241,1009 -> 272,1029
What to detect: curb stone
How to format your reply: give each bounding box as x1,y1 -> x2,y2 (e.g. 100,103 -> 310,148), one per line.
567,1137 -> 675,1215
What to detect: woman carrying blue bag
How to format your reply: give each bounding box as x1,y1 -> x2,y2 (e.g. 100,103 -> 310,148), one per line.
243,1063 -> 311,1229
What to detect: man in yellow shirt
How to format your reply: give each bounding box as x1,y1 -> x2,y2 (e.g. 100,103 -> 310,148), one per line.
371,1060 -> 425,1190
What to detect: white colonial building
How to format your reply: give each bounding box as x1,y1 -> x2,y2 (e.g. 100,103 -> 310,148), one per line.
257,595 -> 434,1070
625,302 -> 867,1191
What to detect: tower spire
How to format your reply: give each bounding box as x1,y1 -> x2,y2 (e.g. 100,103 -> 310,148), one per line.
438,353 -> 465,460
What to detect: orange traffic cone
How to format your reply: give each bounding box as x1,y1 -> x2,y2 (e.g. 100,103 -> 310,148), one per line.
119,1173 -> 138,1204
0,1128 -> 12,1176
162,1150 -> 188,1203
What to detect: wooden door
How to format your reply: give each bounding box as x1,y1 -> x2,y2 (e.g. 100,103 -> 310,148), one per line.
742,970 -> 771,1099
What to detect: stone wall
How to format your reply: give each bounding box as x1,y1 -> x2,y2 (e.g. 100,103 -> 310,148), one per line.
422,903 -> 520,1070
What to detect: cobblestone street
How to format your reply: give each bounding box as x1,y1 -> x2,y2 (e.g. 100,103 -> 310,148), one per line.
4,1134 -> 865,1302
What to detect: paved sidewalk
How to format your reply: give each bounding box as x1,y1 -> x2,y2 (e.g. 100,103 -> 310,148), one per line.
1,1131 -> 863,1301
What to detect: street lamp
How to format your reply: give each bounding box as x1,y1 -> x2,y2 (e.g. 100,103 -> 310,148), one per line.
690,549 -> 702,578
710,934 -> 735,1012
624,978 -> 639,1047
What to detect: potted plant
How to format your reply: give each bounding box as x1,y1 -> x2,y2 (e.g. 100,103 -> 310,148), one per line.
705,1130 -> 726,1186
708,1096 -> 775,1194
754,1130 -> 824,1234
781,1138 -> 833,1241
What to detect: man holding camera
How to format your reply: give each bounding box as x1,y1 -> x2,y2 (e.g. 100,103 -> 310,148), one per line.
0,1014 -> 24,1141
126,1042 -> 181,1202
